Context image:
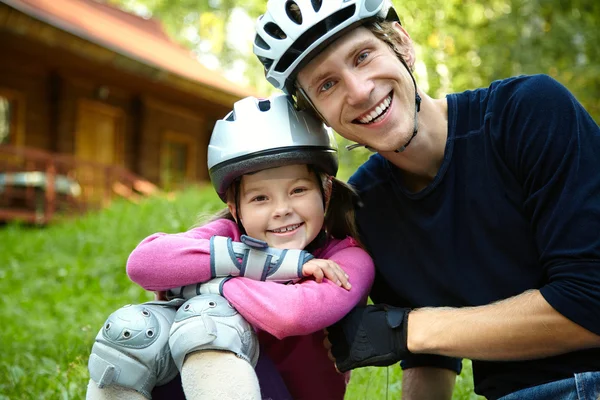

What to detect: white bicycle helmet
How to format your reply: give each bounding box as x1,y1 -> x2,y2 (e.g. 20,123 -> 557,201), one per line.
208,94 -> 338,202
254,0 -> 399,94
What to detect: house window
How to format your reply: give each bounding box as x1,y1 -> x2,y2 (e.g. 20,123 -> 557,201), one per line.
0,89 -> 24,146
0,95 -> 13,145
161,132 -> 197,190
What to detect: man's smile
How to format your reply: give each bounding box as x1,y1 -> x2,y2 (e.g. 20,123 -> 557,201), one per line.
354,91 -> 393,124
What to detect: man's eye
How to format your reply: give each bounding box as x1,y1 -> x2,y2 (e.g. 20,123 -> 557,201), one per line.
357,51 -> 369,64
320,80 -> 335,92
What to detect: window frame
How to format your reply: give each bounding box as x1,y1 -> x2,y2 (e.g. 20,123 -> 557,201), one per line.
0,88 -> 26,147
160,131 -> 197,189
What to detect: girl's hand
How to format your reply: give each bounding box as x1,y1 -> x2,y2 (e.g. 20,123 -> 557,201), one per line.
302,259 -> 351,290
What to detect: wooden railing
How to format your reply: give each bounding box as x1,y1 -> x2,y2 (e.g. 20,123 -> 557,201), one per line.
0,144 -> 160,225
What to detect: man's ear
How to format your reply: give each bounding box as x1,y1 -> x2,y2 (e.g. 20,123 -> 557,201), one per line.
392,21 -> 410,38
391,22 -> 416,69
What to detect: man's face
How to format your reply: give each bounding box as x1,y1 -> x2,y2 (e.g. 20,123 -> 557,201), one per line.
297,25 -> 417,152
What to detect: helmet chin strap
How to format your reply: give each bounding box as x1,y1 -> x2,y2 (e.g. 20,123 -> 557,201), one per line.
394,79 -> 421,153
297,86 -> 329,125
393,55 -> 421,153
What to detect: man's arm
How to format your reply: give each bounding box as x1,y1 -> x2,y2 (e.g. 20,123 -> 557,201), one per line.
401,367 -> 456,400
404,76 -> 600,361
328,76 -> 600,373
408,289 -> 600,360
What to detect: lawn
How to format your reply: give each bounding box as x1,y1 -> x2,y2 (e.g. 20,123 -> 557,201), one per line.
0,186 -> 483,399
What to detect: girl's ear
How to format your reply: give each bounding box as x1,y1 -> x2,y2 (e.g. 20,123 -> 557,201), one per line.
227,201 -> 238,222
323,175 -> 333,211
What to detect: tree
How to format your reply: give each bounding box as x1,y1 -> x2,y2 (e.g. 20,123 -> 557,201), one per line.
108,0 -> 272,93
109,0 -> 598,119
396,0 -> 599,120
108,0 -> 599,174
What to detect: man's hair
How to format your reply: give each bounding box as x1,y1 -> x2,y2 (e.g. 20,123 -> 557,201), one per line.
367,21 -> 413,71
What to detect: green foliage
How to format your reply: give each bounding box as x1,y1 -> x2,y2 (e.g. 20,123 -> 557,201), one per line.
0,187 -> 221,399
107,0 -> 598,174
0,186 -> 481,399
399,0 -> 600,120
346,360 -> 483,400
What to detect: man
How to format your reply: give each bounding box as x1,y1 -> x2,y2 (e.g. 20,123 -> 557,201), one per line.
253,0 -> 600,399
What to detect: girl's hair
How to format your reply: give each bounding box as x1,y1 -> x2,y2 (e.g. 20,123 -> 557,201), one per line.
322,175 -> 362,245
202,166 -> 363,249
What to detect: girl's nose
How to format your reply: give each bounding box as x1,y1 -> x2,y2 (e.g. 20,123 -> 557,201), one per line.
273,200 -> 292,218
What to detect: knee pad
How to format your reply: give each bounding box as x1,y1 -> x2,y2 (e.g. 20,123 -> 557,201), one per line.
169,294 -> 259,372
88,301 -> 181,398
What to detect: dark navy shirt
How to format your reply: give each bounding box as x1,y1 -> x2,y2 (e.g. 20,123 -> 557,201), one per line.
349,75 -> 600,399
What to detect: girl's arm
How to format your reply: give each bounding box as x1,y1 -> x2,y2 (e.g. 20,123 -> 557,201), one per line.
126,219 -> 240,291
222,238 -> 375,339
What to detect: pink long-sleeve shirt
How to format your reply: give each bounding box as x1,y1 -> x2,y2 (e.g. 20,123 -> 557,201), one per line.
127,218 -> 375,400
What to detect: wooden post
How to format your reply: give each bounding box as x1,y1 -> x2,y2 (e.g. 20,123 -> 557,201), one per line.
44,161 -> 56,224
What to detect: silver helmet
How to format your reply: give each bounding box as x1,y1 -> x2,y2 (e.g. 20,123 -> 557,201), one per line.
254,0 -> 399,94
208,94 -> 338,202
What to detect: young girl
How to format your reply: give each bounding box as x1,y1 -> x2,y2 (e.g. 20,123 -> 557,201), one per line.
86,94 -> 375,400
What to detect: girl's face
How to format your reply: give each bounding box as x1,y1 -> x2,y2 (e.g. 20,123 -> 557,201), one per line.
230,164 -> 325,250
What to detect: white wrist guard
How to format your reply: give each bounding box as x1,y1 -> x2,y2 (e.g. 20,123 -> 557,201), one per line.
168,277 -> 230,300
210,235 -> 313,282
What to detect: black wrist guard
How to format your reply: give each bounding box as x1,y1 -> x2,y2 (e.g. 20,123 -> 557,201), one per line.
328,304 -> 410,372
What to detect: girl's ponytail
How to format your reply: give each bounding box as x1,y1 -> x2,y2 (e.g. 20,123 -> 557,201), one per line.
323,177 -> 364,248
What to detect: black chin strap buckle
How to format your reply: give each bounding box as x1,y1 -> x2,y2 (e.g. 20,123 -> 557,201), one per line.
346,143 -> 376,152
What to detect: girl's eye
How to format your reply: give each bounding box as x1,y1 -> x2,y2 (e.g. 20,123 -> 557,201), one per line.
251,195 -> 268,202
357,51 -> 369,64
291,187 -> 306,195
320,80 -> 335,92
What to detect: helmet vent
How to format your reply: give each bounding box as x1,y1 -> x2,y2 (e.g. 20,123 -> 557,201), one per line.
285,1 -> 302,25
311,0 -> 322,12
257,56 -> 274,70
264,22 -> 287,40
274,5 -> 355,73
226,111 -> 236,121
257,99 -> 271,112
254,34 -> 270,51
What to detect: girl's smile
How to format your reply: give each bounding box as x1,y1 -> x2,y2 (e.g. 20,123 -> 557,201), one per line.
268,222 -> 304,234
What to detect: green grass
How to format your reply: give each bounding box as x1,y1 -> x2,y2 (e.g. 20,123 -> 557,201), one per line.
0,186 -> 483,399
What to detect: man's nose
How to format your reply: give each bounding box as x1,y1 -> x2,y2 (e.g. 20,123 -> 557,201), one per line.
344,70 -> 373,106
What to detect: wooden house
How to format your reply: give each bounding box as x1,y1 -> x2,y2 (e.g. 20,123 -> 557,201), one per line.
0,0 -> 258,223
